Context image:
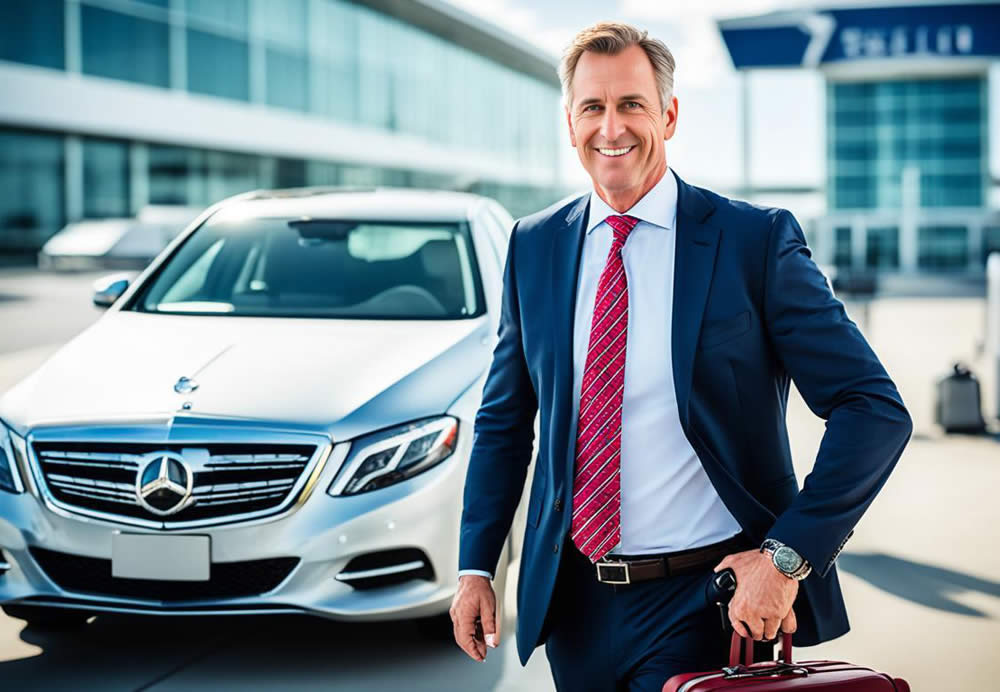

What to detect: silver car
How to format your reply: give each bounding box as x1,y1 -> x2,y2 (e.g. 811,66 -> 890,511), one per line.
0,187 -> 525,632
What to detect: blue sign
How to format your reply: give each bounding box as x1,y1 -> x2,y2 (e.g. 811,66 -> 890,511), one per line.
718,3 -> 1000,69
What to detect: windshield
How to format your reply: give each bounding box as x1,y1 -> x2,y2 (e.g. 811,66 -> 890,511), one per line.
125,215 -> 485,319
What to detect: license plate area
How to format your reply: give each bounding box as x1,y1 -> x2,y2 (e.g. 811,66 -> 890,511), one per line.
111,532 -> 210,581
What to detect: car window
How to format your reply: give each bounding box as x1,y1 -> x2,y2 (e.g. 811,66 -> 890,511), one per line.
125,217 -> 486,319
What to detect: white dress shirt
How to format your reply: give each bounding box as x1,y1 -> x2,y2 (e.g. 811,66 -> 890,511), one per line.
575,168 -> 741,556
459,168 -> 741,579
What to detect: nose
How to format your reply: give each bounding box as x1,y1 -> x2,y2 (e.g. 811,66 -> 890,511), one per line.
599,107 -> 625,143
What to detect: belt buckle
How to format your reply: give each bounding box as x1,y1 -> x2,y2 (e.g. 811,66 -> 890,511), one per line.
596,558 -> 630,585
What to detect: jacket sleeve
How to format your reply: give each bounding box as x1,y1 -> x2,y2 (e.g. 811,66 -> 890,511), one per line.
458,222 -> 539,575
762,209 -> 912,578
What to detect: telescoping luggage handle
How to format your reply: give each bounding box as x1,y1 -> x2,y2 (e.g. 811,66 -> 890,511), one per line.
723,632 -> 811,680
728,630 -> 793,667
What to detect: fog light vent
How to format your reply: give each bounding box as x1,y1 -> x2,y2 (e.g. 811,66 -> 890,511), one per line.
335,548 -> 433,590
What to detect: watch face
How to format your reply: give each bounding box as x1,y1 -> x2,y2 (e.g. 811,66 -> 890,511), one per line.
774,546 -> 804,574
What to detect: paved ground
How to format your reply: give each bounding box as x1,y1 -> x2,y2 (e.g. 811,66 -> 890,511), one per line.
0,269 -> 998,690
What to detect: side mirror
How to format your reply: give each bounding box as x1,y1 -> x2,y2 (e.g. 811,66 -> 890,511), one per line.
92,273 -> 134,309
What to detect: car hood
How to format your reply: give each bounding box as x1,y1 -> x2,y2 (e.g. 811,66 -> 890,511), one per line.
0,312 -> 491,439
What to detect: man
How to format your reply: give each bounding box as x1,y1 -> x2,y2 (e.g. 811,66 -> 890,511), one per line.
450,22 -> 911,691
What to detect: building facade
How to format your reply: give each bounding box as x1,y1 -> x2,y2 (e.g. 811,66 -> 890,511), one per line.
0,0 -> 564,261
718,2 -> 1000,276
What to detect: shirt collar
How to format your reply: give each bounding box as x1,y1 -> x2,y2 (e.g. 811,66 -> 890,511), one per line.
585,167 -> 677,235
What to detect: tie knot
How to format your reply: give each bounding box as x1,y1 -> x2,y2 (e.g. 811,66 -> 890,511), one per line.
605,215 -> 639,245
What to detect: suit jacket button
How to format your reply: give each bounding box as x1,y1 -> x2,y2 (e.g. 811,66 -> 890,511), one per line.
553,543 -> 560,553
554,498 -> 563,511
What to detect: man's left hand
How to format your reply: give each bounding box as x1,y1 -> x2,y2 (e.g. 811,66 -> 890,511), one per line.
713,550 -> 798,641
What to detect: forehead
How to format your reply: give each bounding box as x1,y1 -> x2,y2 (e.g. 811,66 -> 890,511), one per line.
571,44 -> 657,101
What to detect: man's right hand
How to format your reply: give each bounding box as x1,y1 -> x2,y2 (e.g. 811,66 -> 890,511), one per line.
450,574 -> 498,662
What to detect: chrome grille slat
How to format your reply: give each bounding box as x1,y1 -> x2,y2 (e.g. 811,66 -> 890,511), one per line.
192,479 -> 297,494
47,474 -> 134,493
204,463 -> 308,471
56,486 -> 139,505
197,491 -> 289,507
39,450 -> 143,465
33,442 -> 318,525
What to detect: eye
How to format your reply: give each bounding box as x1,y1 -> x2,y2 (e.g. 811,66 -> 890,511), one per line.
623,101 -> 641,109
583,104 -> 602,113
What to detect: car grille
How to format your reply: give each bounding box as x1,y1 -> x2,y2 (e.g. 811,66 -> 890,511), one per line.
33,442 -> 317,525
30,547 -> 299,601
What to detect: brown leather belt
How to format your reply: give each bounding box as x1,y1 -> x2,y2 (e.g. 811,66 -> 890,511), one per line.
595,533 -> 750,585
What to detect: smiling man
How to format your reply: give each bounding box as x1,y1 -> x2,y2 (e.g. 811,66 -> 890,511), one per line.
452,22 -> 912,691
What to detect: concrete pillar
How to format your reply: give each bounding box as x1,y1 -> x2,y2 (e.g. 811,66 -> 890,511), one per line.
899,165 -> 920,272
130,142 -> 150,215
988,253 -> 1000,421
169,0 -> 187,91
967,220 -> 984,271
65,0 -> 81,73
851,215 -> 866,271
65,135 -> 83,223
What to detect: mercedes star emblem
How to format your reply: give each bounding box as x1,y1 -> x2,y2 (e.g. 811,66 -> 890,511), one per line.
136,453 -> 195,516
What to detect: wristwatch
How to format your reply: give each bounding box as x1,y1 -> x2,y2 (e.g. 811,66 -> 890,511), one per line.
760,539 -> 812,581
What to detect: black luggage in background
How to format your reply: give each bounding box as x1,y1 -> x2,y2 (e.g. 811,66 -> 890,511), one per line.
935,363 -> 986,434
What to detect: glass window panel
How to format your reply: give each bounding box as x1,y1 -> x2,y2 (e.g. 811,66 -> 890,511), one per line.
81,6 -> 169,87
266,48 -> 308,112
829,77 -> 984,211
186,29 -> 249,101
184,0 -> 248,34
834,226 -> 852,269
918,225 -> 968,271
83,138 -> 130,218
0,129 -> 64,254
275,159 -> 306,188
195,150 -> 259,204
0,0 -> 64,70
865,226 -> 899,269
251,0 -> 306,49
149,144 -> 192,205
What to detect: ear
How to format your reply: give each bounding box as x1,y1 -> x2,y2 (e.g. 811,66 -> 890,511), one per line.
565,107 -> 577,148
663,95 -> 679,142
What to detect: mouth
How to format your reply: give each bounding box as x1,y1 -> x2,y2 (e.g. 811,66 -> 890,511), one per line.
596,145 -> 636,158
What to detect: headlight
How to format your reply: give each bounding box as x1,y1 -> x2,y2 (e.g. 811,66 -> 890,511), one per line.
0,424 -> 25,494
328,416 -> 457,496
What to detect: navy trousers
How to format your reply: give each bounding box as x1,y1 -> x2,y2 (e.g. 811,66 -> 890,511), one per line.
543,535 -> 769,692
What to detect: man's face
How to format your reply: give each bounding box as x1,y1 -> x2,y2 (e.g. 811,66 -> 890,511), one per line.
566,44 -> 678,198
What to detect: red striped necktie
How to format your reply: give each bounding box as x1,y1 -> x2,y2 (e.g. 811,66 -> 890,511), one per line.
570,214 -> 639,562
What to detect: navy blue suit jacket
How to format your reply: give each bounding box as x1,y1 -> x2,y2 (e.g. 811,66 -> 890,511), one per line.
459,170 -> 912,666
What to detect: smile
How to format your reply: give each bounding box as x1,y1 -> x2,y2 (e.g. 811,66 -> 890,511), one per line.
597,146 -> 635,157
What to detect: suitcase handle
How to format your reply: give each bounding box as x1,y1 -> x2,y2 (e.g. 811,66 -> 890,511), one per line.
729,631 -> 794,667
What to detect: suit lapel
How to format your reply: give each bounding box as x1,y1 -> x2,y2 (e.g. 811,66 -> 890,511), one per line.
671,171 -> 720,426
551,194 -> 589,484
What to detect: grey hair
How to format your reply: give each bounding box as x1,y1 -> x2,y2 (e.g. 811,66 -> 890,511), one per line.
558,22 -> 676,112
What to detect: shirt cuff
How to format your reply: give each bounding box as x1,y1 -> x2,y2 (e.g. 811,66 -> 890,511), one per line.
458,569 -> 494,580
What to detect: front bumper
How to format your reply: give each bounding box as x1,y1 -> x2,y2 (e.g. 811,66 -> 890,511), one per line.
0,421 -> 470,621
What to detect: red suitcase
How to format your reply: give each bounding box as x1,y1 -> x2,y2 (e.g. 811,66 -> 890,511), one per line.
662,632 -> 911,691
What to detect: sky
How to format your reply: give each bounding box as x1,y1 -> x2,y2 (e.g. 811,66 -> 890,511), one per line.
443,0 -> 1000,215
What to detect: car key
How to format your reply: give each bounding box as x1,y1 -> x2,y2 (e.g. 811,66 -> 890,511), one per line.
705,567 -> 737,633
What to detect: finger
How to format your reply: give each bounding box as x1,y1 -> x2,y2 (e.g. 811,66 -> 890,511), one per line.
713,555 -> 733,572
452,604 -> 484,662
745,618 -> 765,641
480,592 -> 498,648
781,607 -> 798,635
763,617 -> 780,641
730,616 -> 751,640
